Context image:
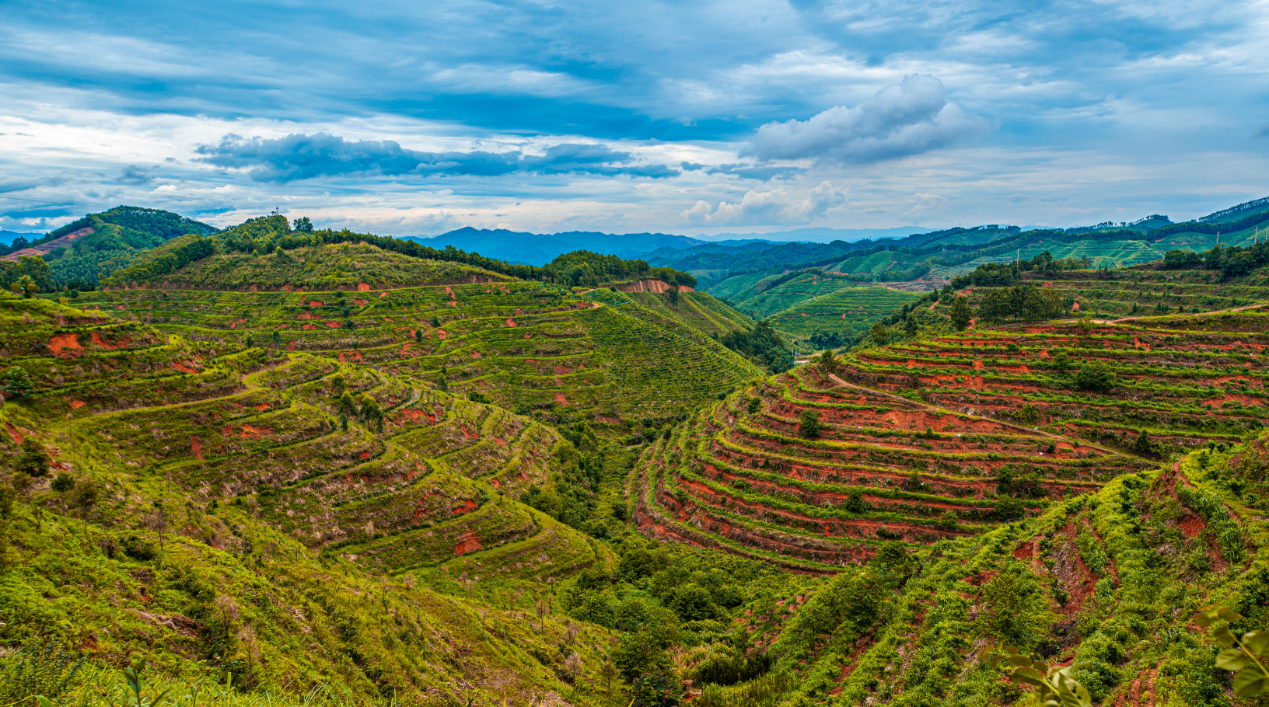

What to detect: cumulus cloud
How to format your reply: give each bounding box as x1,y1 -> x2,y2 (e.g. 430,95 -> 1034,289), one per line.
746,75 -> 986,164
682,181 -> 846,226
195,133 -> 681,182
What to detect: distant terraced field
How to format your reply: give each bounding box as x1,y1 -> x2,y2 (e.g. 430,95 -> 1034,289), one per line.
840,313 -> 1269,455
630,364 -> 1146,571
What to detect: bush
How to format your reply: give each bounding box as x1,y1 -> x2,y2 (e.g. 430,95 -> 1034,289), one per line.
798,409 -> 821,439
1074,361 -> 1116,392
121,535 -> 157,562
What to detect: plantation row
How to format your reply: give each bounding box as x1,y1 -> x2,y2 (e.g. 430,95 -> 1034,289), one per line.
838,314 -> 1269,456
628,363 -> 1146,571
2,291 -> 615,583
73,280 -> 759,425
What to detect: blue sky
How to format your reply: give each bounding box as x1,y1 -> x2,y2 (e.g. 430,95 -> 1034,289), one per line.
0,0 -> 1266,236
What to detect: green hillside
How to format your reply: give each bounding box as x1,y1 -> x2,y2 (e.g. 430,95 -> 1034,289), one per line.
621,291 -> 755,337
769,285 -> 921,346
8,206 -> 218,288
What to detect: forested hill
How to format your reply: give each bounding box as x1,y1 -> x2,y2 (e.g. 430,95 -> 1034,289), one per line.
0,206 -> 217,288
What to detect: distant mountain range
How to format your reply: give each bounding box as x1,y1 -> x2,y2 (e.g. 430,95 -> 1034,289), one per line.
404,227 -> 705,265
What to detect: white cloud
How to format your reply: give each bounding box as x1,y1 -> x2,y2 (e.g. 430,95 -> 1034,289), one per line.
746,75 -> 986,163
681,181 -> 847,226
902,193 -> 948,221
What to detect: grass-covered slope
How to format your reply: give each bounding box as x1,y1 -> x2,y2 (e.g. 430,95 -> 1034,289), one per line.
768,285 -> 921,347
78,270 -> 760,428
621,291 -> 755,338
0,291 -> 618,704
111,240 -> 512,291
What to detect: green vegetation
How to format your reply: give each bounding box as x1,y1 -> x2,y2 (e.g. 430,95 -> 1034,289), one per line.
10,200 -> 1269,707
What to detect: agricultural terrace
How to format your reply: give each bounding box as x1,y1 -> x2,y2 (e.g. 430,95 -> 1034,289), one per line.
838,312 -> 1269,457
75,279 -> 759,427
768,285 -> 920,346
951,264 -> 1269,320
0,290 -> 621,701
629,363 -> 1145,572
2,290 -> 616,579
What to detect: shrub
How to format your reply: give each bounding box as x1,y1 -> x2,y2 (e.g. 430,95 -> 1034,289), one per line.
0,366 -> 33,398
1074,361 -> 1116,392
798,409 -> 821,439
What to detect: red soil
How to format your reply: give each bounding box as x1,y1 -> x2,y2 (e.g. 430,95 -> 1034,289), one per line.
69,400 -> 86,409
48,333 -> 83,356
172,362 -> 199,375
90,331 -> 122,349
357,283 -> 371,292
302,323 -> 316,330
353,298 -> 368,306
454,531 -> 482,555
191,436 -> 203,459
554,393 -> 568,405
308,300 -> 323,307
505,319 -> 517,327
554,365 -> 572,375
324,321 -> 342,328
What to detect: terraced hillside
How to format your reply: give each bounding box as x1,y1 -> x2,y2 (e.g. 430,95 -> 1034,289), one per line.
621,290 -> 755,337
837,313 -> 1269,457
630,362 -> 1147,572
689,435 -> 1269,705
79,277 -> 759,427
768,285 -> 920,347
0,291 -> 617,703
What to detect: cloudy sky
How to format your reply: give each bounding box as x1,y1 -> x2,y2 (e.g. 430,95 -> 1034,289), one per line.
1,0 -> 1267,237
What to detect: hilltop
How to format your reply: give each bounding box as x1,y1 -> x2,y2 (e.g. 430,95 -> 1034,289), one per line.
1,206 -> 217,288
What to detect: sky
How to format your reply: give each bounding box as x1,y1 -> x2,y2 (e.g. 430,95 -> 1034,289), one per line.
1,0 -> 1267,238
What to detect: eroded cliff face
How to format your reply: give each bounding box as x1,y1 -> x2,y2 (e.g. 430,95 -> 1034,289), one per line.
616,279 -> 695,293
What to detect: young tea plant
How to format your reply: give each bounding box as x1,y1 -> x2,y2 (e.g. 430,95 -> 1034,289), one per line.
1195,605 -> 1269,697
983,643 -> 1091,707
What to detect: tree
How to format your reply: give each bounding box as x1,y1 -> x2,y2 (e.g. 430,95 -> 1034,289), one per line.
869,322 -> 891,345
9,275 -> 39,298
747,396 -> 761,414
667,285 -> 679,305
0,366 -> 33,398
1131,429 -> 1155,457
16,438 -> 50,481
337,391 -> 358,418
814,348 -> 840,378
904,314 -> 918,338
51,474 -> 75,514
950,296 -> 972,331
15,438 -> 50,528
292,216 -> 314,232
799,409 -> 821,438
359,393 -> 383,432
